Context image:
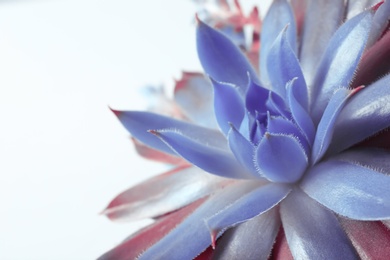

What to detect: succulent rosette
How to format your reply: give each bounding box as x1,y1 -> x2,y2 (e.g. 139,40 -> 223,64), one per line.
100,0 -> 390,259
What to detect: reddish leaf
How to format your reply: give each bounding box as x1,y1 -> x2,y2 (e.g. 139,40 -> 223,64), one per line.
131,137 -> 187,165
270,226 -> 294,260
98,198 -> 207,260
339,218 -> 390,259
352,31 -> 390,88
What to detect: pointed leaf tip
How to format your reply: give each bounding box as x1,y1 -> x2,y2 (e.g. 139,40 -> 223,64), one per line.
109,106 -> 122,117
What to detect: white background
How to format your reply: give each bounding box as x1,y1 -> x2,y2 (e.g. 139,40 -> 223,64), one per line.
0,0 -> 270,259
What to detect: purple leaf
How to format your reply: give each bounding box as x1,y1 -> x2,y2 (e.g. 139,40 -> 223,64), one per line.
255,133 -> 308,183
227,124 -> 261,178
286,79 -> 315,144
111,110 -> 227,155
151,129 -> 255,179
211,78 -> 245,135
196,18 -> 258,93
266,25 -> 308,109
260,0 -> 297,86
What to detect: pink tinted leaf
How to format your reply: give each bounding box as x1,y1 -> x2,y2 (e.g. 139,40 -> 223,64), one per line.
138,181 -> 264,259
102,166 -> 228,221
131,138 -> 187,165
339,218 -> 390,259
352,31 -> 390,88
194,246 -> 214,260
270,226 -> 294,260
98,198 -> 207,260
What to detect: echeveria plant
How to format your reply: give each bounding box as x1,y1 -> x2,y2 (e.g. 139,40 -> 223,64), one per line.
100,0 -> 390,259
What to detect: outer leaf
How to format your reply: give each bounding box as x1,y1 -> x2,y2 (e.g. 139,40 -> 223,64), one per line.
205,183 -> 291,247
102,166 -> 228,221
366,0 -> 390,48
347,0 -> 379,19
328,74 -> 390,155
138,181 -> 264,260
310,10 -> 373,123
331,147 -> 390,174
351,31 -> 390,88
339,218 -> 390,259
98,198 -> 206,260
131,138 -> 185,165
270,227 -> 294,260
301,160 -> 390,220
213,208 -> 280,260
280,189 -> 358,259
196,18 -> 258,93
111,110 -> 227,155
152,129 -> 257,179
174,72 -> 218,128
299,0 -> 345,86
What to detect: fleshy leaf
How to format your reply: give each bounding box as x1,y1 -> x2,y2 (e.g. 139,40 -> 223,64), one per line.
299,0 -> 345,86
351,31 -> 390,88
301,159 -> 390,220
205,183 -> 290,247
310,10 -> 373,123
111,110 -> 227,155
366,0 -> 390,48
347,0 -> 380,19
271,227 -> 294,260
266,114 -> 310,154
339,218 -> 390,259
196,17 -> 259,93
281,189 -> 358,259
151,129 -> 256,179
311,87 -> 356,164
266,25 -> 308,109
328,74 -> 390,155
211,78 -> 245,135
102,166 -> 228,221
255,133 -> 308,183
227,124 -> 260,177
260,0 -> 297,86
331,147 -> 390,174
98,198 -> 207,260
286,79 -> 315,144
138,181 -> 263,260
131,137 -> 185,165
245,75 -> 268,116
174,72 -> 218,128
213,208 -> 280,259
290,0 -> 308,37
